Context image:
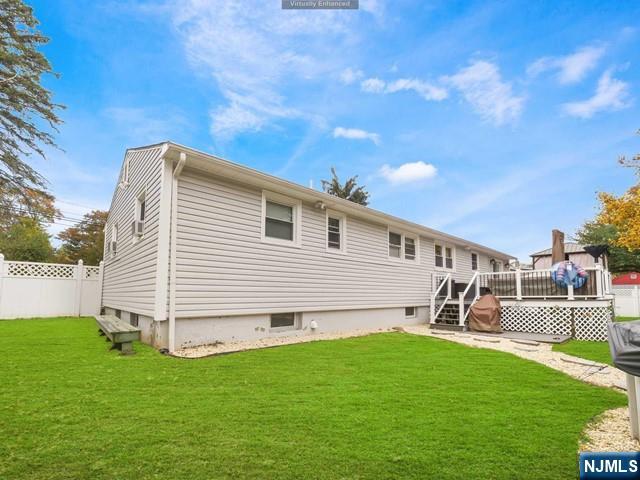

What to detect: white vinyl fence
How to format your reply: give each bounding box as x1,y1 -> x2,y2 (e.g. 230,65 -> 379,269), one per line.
0,255 -> 103,319
613,285 -> 640,318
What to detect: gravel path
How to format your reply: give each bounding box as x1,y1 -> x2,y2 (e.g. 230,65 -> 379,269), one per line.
580,408 -> 640,452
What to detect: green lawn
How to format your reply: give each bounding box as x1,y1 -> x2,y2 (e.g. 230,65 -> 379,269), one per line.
552,316 -> 640,366
0,318 -> 626,480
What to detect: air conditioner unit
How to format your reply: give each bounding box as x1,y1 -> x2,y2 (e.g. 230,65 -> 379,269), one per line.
109,240 -> 117,255
131,220 -> 145,236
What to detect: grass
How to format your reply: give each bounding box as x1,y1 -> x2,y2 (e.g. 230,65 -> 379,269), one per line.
0,318 -> 626,480
552,316 -> 640,366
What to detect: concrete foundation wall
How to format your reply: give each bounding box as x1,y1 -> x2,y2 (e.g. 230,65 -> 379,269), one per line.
174,305 -> 428,349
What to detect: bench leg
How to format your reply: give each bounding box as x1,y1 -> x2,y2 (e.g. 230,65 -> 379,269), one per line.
119,342 -> 134,355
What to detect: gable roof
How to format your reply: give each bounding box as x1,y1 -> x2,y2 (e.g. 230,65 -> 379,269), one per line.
125,141 -> 515,261
530,242 -> 586,257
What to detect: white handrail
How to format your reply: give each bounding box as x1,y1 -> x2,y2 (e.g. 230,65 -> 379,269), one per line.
430,273 -> 451,323
460,272 -> 480,324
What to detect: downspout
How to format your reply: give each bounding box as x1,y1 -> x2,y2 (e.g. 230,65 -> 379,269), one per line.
168,152 -> 186,352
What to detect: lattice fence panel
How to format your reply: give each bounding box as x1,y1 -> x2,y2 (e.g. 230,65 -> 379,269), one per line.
6,262 -> 76,279
574,306 -> 613,341
501,306 -> 572,336
84,266 -> 100,280
501,304 -> 612,341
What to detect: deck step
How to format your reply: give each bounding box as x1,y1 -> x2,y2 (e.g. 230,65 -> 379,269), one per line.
430,323 -> 465,332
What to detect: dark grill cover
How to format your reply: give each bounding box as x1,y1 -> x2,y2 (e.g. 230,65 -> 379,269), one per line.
608,321 -> 640,376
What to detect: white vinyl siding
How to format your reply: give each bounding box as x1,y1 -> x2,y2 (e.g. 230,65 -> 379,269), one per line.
174,169 -> 436,317
102,146 -> 164,317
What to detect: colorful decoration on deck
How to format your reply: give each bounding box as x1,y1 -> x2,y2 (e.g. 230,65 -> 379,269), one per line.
551,261 -> 589,289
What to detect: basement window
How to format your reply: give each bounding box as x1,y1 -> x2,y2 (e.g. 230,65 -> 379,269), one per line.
130,313 -> 139,328
270,312 -> 299,330
405,306 -> 416,318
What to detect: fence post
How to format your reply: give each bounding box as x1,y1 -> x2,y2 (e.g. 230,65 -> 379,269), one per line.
515,269 -> 522,300
0,253 -> 4,318
97,260 -> 104,315
635,285 -> 640,317
75,260 -> 83,316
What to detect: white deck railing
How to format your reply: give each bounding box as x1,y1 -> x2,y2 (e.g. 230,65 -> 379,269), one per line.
429,273 -> 451,324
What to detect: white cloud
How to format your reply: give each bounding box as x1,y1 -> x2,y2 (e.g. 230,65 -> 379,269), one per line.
333,127 -> 380,145
379,161 -> 437,184
562,69 -> 631,118
360,77 -> 386,93
385,78 -> 448,101
445,61 -> 524,125
339,67 -> 364,85
360,77 -> 447,101
169,1 -> 378,140
527,45 -> 605,85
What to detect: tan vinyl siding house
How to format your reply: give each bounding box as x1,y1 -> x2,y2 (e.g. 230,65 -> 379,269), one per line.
101,142 -> 512,351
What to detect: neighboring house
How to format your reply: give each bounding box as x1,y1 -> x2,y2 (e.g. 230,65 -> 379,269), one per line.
530,242 -> 600,270
101,142 -> 513,351
613,272 -> 640,285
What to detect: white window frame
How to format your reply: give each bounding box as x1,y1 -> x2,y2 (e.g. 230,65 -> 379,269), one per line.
269,312 -> 302,332
261,190 -> 302,248
133,189 -> 146,243
491,259 -> 503,272
471,251 -> 479,271
387,227 -> 420,263
405,306 -> 417,318
325,209 -> 347,254
434,242 -> 456,271
110,223 -> 118,259
119,157 -> 130,188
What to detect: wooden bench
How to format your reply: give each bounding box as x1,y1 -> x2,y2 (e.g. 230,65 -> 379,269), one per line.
95,315 -> 141,355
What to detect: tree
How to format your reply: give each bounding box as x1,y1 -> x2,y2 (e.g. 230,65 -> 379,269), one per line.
0,0 -> 63,216
574,221 -> 640,274
321,167 -> 370,206
596,131 -> 640,251
56,210 -> 108,264
0,216 -> 53,261
0,183 -> 58,231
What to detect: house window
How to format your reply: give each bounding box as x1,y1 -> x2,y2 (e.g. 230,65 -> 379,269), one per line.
261,191 -> 301,246
265,201 -> 293,241
120,157 -> 130,186
115,309 -> 121,319
445,247 -> 454,269
471,252 -> 478,271
435,243 -> 454,270
110,224 -> 118,258
389,232 -> 402,258
326,211 -> 346,253
130,313 -> 139,327
405,306 -> 416,318
270,312 -> 298,330
405,237 -> 416,261
137,192 -> 146,222
491,260 -> 503,272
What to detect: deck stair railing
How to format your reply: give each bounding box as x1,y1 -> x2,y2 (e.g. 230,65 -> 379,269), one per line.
430,273 -> 451,324
458,271 -> 480,326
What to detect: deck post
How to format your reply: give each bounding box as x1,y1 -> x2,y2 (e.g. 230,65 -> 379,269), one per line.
458,292 -> 465,326
515,269 -> 522,300
567,284 -> 574,301
595,264 -> 604,299
475,275 -> 481,299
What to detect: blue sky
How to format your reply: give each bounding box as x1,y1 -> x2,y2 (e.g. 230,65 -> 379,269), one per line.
28,0 -> 640,260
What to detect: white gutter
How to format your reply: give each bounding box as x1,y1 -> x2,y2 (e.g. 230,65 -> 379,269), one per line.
168,151 -> 186,353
